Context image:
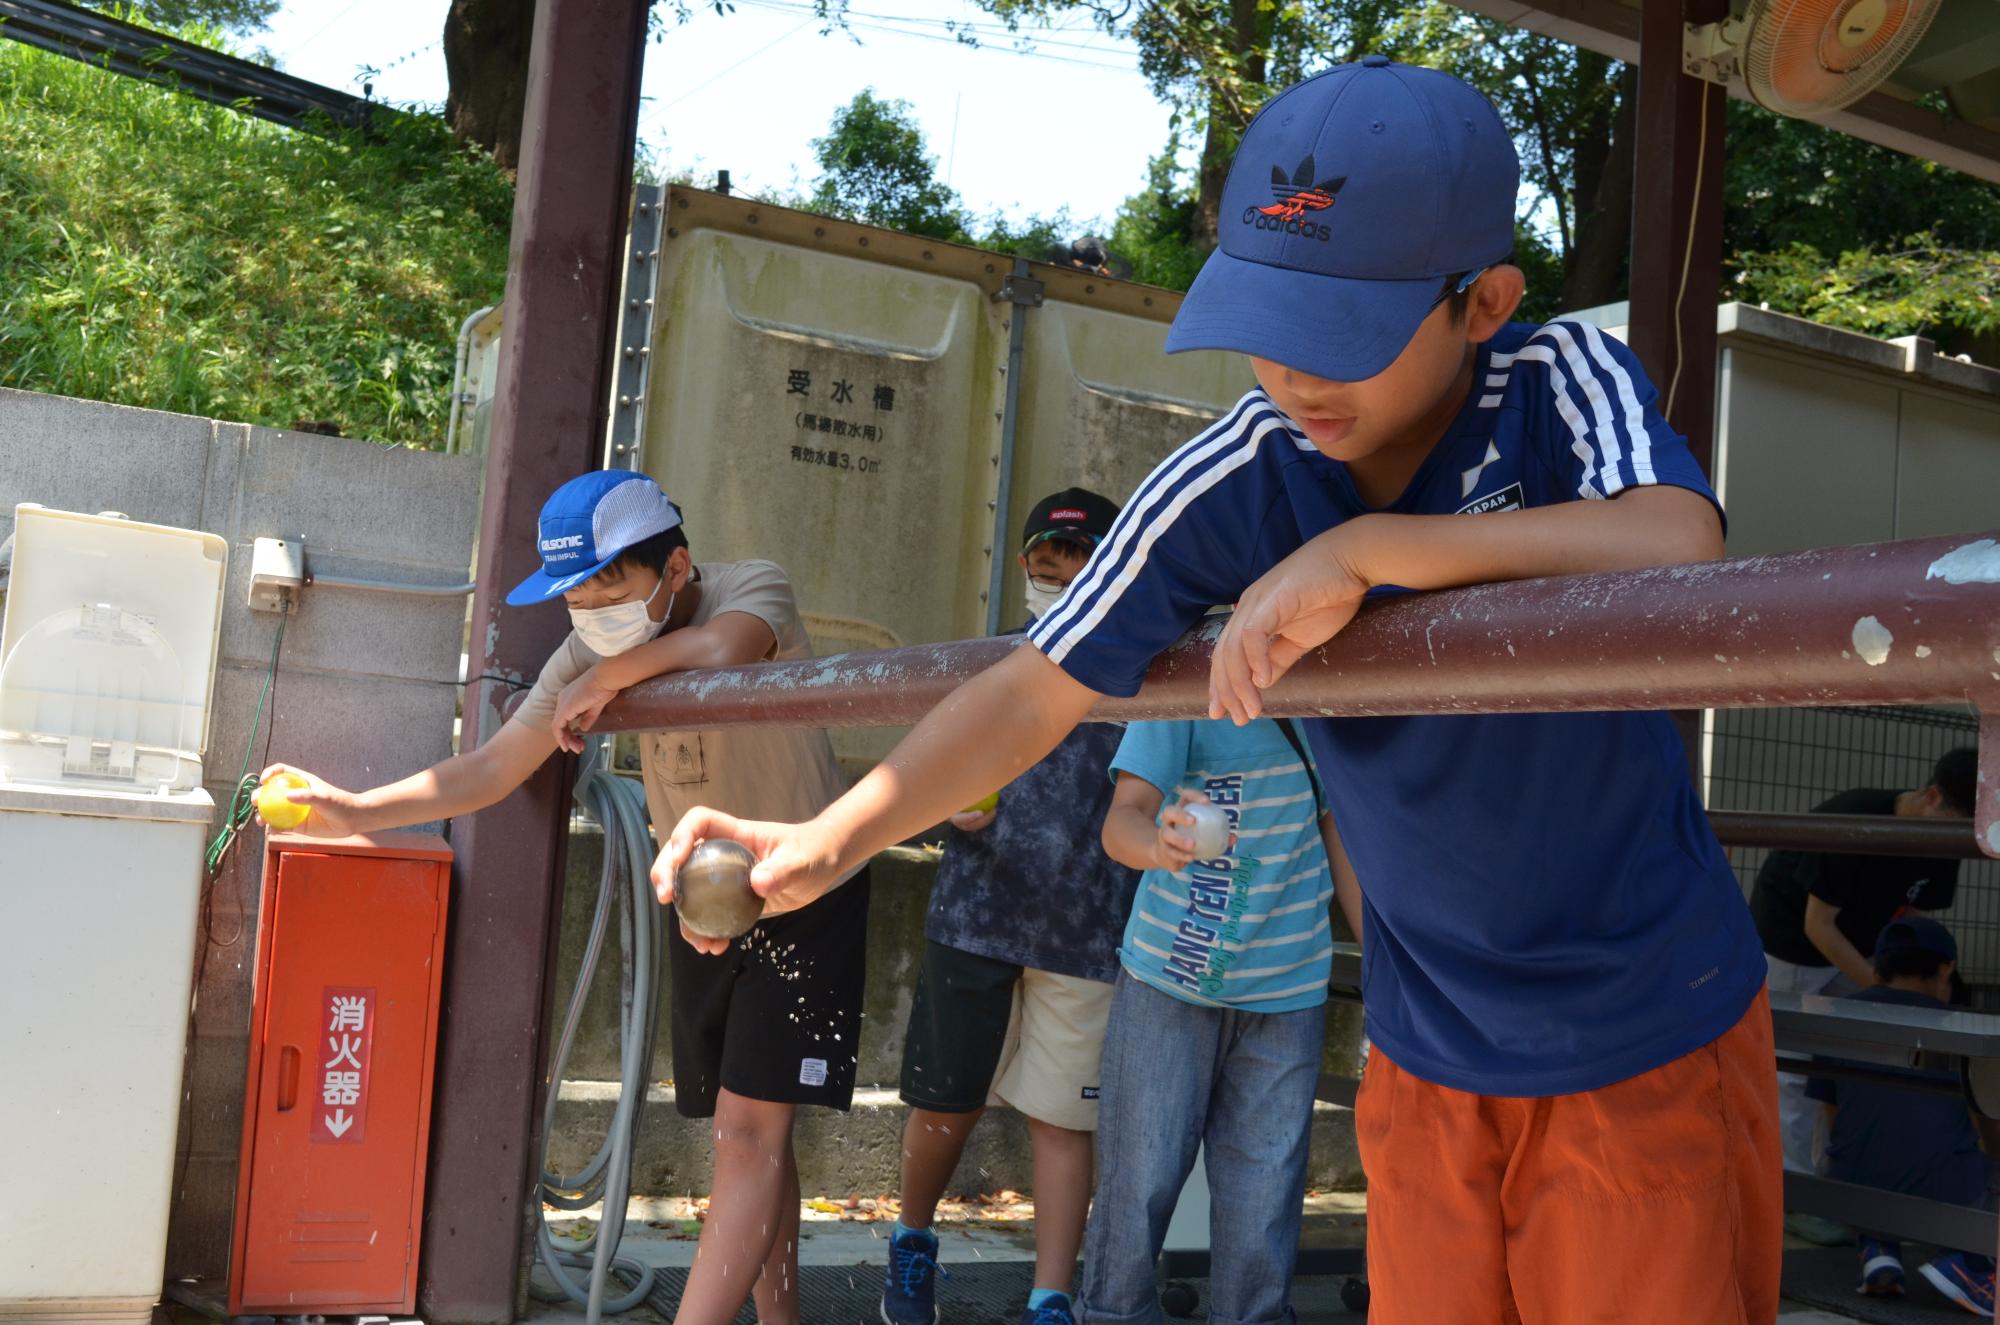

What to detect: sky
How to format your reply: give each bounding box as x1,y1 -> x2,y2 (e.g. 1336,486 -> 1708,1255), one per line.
259,0 -> 1176,233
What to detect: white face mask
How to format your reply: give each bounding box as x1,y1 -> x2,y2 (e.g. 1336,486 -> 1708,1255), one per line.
570,573 -> 672,656
1024,579 -> 1066,621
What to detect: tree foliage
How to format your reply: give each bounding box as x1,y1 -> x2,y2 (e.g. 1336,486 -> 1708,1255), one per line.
979,1 -> 1633,312
1734,238 -> 2000,344
796,89 -> 1087,263
422,0 -> 1999,347
807,90 -> 971,241
981,0 -> 1999,347
1724,102 -> 2000,350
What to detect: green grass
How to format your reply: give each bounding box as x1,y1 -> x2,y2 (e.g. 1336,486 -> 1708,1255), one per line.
0,27 -> 514,448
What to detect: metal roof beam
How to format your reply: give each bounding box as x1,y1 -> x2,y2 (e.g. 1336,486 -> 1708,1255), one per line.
1443,0 -> 2000,184
0,0 -> 378,133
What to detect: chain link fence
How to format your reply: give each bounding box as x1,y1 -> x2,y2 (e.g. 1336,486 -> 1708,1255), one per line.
1706,705 -> 1995,986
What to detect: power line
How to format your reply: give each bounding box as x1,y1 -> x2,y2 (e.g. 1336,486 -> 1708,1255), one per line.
732,0 -> 1134,71
640,15 -> 817,126
733,0 -> 1133,63
832,2 -> 1124,52
280,0 -> 367,61
375,37 -> 440,77
799,0 -> 1121,47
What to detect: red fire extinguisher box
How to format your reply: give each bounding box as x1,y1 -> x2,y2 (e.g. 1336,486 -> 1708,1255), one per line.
229,831 -> 452,1316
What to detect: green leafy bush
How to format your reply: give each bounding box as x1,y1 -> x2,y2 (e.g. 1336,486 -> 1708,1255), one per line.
0,25 -> 512,447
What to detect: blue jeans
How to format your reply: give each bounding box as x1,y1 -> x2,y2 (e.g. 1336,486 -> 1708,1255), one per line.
1078,972 -> 1326,1325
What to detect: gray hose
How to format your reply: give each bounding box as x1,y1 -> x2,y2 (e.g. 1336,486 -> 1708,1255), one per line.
530,750 -> 663,1320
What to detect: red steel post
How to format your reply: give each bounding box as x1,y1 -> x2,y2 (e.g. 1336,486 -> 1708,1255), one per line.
1628,0 -> 1729,476
421,1 -> 648,1320
1628,0 -> 1730,762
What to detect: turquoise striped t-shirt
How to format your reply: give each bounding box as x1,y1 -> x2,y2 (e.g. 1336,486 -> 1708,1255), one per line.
1109,718 -> 1332,1012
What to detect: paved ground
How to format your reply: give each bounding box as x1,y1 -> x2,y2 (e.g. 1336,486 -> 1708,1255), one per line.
514,1198 -> 1940,1325
155,1194 -> 1970,1325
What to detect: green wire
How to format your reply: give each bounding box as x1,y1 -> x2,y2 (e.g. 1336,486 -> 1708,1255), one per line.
205,614 -> 287,876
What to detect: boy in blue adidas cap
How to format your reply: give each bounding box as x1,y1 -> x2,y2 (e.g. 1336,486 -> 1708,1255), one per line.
266,470 -> 864,1325
663,59 -> 1780,1323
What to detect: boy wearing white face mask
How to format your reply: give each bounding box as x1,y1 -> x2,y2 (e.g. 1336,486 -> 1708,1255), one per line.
881,489 -> 1139,1325
262,470 -> 862,1325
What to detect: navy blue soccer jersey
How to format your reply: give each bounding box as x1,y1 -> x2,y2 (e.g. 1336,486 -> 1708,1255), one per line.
1028,320 -> 1766,1096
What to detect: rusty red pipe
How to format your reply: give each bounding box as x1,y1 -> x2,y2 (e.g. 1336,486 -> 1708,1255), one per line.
596,532 -> 2000,856
1707,811 -> 1983,860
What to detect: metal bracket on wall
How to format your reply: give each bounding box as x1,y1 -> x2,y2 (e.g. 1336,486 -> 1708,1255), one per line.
1680,19 -> 1745,89
993,269 -> 1045,308
607,182 -> 667,468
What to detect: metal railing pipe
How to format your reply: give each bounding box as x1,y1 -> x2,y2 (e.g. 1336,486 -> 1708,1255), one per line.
596,532 -> 2000,856
1708,810 -> 1983,859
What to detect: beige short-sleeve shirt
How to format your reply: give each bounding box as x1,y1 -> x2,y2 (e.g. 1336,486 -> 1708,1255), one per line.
513,559 -> 857,897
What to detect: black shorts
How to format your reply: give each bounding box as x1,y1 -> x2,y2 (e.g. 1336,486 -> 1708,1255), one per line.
668,866 -> 870,1117
898,940 -> 1017,1114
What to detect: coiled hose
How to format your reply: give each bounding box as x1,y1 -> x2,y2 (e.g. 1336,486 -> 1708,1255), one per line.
530,751 -> 662,1323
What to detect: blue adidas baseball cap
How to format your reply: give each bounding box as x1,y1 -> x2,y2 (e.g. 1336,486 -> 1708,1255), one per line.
504,470 -> 683,606
1165,56 -> 1520,382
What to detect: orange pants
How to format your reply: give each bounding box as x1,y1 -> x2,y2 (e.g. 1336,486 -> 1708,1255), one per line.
1356,987 -> 1782,1325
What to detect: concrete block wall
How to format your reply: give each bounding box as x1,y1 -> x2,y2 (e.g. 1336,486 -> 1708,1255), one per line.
0,387 -> 481,1281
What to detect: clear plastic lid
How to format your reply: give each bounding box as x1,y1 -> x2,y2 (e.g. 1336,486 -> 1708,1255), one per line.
0,506 -> 227,794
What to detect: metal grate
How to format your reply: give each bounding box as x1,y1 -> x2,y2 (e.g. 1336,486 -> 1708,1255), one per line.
1705,706 -> 1997,986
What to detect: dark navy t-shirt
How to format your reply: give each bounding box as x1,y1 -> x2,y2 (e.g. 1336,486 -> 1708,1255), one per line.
1806,986 -> 1993,1206
925,627 -> 1139,983
1751,787 -> 1961,967
1027,320 -> 1766,1096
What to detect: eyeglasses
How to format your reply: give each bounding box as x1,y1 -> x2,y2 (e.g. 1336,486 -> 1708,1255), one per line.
1426,254 -> 1513,313
1428,266 -> 1488,313
1027,574 -> 1071,592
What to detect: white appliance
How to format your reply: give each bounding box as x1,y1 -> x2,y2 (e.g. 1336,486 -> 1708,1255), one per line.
0,506 -> 227,1325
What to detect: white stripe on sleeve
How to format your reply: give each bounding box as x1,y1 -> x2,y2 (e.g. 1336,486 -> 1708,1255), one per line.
1510,344 -> 1605,501
1541,324 -> 1627,495
1578,323 -> 1655,485
1031,394 -> 1260,656
1032,399 -> 1286,664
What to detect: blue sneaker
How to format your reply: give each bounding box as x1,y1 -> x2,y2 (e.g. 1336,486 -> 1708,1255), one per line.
1858,1237 -> 1904,1296
881,1224 -> 946,1325
1019,1292 -> 1076,1325
1921,1251 -> 1998,1317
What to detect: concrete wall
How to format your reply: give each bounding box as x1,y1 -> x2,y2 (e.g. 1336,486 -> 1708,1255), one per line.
1708,314 -> 2000,559
0,387 -> 481,1282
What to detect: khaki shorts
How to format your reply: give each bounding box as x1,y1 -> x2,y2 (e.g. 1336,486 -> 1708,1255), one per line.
899,941 -> 1113,1132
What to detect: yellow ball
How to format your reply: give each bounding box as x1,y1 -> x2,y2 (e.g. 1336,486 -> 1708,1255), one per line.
256,772 -> 312,830
964,790 -> 1000,815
